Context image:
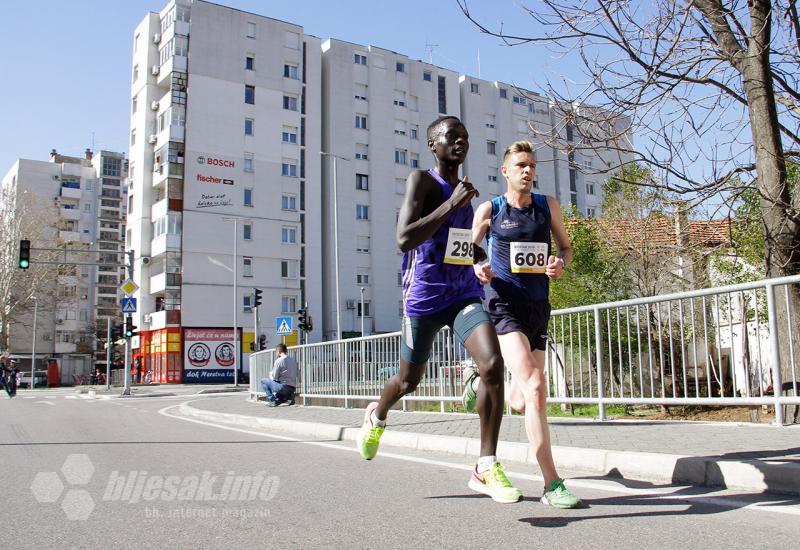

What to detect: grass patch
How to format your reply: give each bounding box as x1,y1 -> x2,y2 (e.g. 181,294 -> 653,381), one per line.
546,404 -> 627,418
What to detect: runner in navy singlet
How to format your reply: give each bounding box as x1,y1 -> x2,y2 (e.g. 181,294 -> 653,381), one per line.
463,140 -> 581,508
356,116 -> 522,504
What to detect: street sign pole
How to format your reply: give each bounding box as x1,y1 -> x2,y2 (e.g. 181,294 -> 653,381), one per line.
106,317 -> 111,390
122,251 -> 134,396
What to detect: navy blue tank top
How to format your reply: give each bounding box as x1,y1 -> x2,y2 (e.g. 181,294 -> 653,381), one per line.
401,169 -> 483,316
487,194 -> 551,301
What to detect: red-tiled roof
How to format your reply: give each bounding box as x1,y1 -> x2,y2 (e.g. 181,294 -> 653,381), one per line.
571,216 -> 731,250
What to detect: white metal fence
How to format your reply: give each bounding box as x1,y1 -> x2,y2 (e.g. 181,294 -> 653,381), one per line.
250,275 -> 800,425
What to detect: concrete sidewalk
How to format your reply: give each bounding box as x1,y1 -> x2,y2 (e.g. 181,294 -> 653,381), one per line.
176,395 -> 800,496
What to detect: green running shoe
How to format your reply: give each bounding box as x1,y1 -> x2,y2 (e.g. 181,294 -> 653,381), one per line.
468,462 -> 522,504
541,478 -> 580,508
357,402 -> 385,460
461,365 -> 479,413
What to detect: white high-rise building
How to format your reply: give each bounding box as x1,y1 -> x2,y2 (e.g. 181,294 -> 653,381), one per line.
1,149 -> 127,384
127,0 -> 321,382
320,39 -> 461,338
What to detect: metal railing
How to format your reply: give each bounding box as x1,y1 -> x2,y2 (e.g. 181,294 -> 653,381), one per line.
249,275 -> 800,425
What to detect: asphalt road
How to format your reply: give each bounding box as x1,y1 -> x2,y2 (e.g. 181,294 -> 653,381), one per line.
1,389 -> 798,549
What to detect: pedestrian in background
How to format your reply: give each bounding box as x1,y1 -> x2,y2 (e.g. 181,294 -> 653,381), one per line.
260,343 -> 297,406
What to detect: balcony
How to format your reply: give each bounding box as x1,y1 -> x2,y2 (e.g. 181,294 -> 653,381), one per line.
149,272 -> 181,294
60,207 -> 81,220
155,55 -> 187,88
55,342 -> 77,354
152,163 -> 184,188
151,198 -> 168,220
60,186 -> 82,200
59,230 -> 81,243
151,234 -> 181,257
148,309 -> 181,330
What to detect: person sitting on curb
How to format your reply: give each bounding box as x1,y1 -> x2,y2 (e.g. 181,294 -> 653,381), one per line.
260,343 -> 297,407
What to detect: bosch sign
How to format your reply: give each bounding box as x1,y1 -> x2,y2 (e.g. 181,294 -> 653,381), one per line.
196,156 -> 235,168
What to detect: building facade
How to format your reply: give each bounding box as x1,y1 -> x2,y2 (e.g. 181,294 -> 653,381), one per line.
1,149 -> 127,384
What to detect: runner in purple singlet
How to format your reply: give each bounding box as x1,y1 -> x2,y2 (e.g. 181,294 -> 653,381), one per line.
356,116 -> 522,504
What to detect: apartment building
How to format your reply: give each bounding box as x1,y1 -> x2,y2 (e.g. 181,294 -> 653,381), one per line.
1,149 -> 127,383
320,39 -> 461,339
459,75 -> 618,218
127,0 -> 322,382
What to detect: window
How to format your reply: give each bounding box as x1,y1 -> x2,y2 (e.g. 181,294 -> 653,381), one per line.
133,64 -> 139,82
354,84 -> 368,101
586,182 -> 596,195
533,179 -> 539,189
245,85 -> 255,104
245,118 -> 254,136
410,153 -> 419,168
566,124 -> 575,141
437,76 -> 447,113
355,115 -> 367,129
487,141 -> 497,155
243,294 -> 252,312
243,188 -> 253,207
587,207 -> 596,218
132,95 -> 137,114
357,272 -> 369,285
246,56 -> 254,70
356,236 -> 370,253
396,61 -> 405,73
423,70 -> 432,82
356,204 -> 369,220
130,130 -> 136,146
283,63 -> 298,79
281,226 -> 297,244
397,271 -> 403,286
281,159 -> 298,177
354,53 -> 367,65
244,153 -> 254,172
281,296 -> 297,313
394,120 -> 406,135
513,95 -> 528,105
281,260 -> 298,279
393,90 -> 406,107
395,149 -> 407,165
246,22 -> 256,38
283,95 -> 298,111
357,301 -> 371,318
282,125 -> 298,143
355,144 -> 368,160
356,173 -> 369,190
471,82 -> 479,94
243,257 -> 253,277
488,175 -> 497,182
485,115 -> 495,129
281,194 -> 297,211
410,125 -> 419,140
499,88 -> 508,99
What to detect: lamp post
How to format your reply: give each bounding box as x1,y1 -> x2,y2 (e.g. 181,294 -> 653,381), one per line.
320,151 -> 350,341
30,296 -> 37,389
221,216 -> 251,386
359,287 -> 366,337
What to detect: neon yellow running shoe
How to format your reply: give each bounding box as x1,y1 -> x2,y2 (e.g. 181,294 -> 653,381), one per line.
468,462 -> 522,503
541,478 -> 580,508
357,402 -> 385,460
461,365 -> 479,413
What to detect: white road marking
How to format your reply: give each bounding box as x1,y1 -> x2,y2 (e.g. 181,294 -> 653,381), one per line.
158,401 -> 800,517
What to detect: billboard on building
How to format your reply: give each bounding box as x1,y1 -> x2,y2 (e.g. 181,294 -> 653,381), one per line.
183,327 -> 240,383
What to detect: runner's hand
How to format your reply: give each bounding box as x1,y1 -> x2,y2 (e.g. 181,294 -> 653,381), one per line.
473,262 -> 495,284
545,255 -> 565,279
450,176 -> 479,209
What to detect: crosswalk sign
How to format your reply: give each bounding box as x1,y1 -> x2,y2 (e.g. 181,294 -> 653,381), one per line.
276,316 -> 293,335
121,297 -> 137,313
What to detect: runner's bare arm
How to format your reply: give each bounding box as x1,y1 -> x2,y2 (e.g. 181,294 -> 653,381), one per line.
471,201 -> 494,283
396,172 -> 477,252
546,196 -> 573,279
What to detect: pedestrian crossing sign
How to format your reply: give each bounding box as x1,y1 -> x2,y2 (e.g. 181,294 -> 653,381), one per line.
276,316 -> 293,335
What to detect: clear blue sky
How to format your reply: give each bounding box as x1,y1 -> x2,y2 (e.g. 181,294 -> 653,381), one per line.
0,0 -> 578,173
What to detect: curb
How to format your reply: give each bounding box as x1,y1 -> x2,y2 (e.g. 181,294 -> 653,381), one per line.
176,402 -> 800,496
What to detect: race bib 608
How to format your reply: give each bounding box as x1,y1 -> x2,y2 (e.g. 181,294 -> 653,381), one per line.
510,241 -> 548,273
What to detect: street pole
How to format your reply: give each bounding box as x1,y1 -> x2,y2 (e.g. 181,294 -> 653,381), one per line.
30,297 -> 37,389
122,251 -> 134,396
233,217 -> 239,387
360,287 -> 365,337
105,317 -> 111,390
321,151 -> 349,341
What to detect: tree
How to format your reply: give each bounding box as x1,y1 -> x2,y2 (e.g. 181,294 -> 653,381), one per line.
0,185 -> 60,351
459,0 -> 800,408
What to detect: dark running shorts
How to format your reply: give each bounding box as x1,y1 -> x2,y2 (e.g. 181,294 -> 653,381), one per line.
482,287 -> 550,351
400,297 -> 491,365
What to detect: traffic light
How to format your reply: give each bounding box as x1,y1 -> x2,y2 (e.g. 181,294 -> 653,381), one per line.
298,307 -> 312,332
18,239 -> 30,269
111,323 -> 123,341
253,288 -> 263,308
125,317 -> 137,339
259,334 -> 267,350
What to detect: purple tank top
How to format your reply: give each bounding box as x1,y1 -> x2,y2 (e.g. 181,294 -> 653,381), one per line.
401,169 -> 484,316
